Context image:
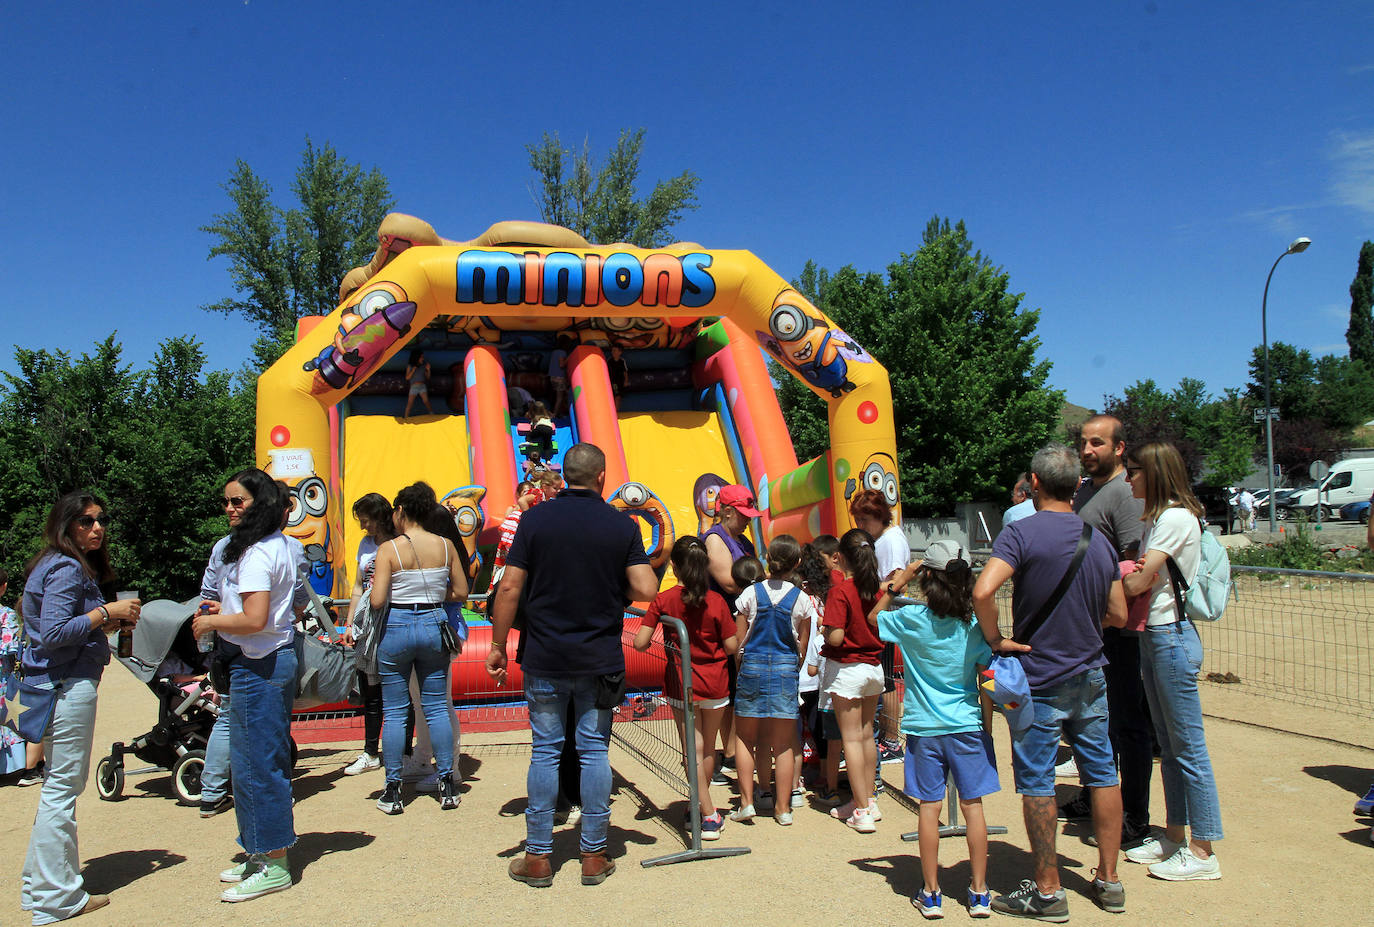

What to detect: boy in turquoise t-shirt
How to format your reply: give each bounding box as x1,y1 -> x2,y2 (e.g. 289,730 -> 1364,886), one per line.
870,540 -> 998,920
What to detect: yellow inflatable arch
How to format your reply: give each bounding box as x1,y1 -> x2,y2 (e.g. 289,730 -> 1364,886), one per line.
257,215 -> 898,595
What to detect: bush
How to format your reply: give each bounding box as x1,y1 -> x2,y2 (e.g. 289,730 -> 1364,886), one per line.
1229,521 -> 1374,573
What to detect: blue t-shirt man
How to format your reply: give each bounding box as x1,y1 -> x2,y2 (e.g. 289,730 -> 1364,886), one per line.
989,510 -> 1117,692
878,604 -> 992,736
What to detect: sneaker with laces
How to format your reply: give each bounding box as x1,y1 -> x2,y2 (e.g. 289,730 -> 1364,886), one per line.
844,807 -> 876,833
376,781 -> 404,815
790,787 -> 805,809
873,774 -> 885,794
343,752 -> 381,776
1355,782 -> 1374,816
1054,755 -> 1078,779
728,803 -> 756,822
200,795 -> 234,818
1092,874 -> 1126,913
1056,791 -> 1091,821
1125,835 -> 1182,864
220,857 -> 291,902
967,887 -> 991,918
868,799 -> 883,822
701,812 -> 724,840
878,740 -> 904,763
990,880 -> 1069,923
1148,846 -> 1221,881
219,855 -> 265,883
774,810 -> 793,826
912,888 -> 943,919
439,775 -> 460,810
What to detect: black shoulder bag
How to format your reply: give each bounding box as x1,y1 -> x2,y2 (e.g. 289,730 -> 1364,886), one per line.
1012,523 -> 1093,645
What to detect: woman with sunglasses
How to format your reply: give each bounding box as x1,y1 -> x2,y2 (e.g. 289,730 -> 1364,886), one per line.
192,468 -> 300,902
1120,443 -> 1223,881
21,490 -> 140,922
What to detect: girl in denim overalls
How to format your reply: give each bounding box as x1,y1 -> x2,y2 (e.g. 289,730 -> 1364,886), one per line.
729,535 -> 817,826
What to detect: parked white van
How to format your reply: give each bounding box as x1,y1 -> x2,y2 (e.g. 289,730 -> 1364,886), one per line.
1287,458 -> 1374,519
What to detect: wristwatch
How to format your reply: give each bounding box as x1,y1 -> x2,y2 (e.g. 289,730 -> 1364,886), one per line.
885,584 -> 897,597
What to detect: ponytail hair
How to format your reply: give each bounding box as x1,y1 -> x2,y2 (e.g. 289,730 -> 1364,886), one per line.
670,535 -> 710,607
730,556 -> 764,591
765,534 -> 802,580
839,527 -> 880,600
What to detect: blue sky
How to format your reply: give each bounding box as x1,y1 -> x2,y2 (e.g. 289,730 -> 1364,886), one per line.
3,0 -> 1370,409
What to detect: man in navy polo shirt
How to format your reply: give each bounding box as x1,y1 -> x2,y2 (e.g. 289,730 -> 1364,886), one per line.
487,442 -> 660,888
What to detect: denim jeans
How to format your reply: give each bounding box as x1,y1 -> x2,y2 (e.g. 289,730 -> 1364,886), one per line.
201,689 -> 231,802
229,645 -> 297,855
378,608 -> 454,783
524,673 -> 612,855
1010,668 -> 1118,796
1103,628 -> 1153,829
21,677 -> 98,925
1140,620 -> 1224,841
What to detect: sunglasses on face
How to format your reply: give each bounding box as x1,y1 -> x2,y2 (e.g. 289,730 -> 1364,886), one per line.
75,513 -> 111,528
222,496 -> 248,509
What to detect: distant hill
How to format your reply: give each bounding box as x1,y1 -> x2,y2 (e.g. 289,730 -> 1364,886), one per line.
1060,401 -> 1094,435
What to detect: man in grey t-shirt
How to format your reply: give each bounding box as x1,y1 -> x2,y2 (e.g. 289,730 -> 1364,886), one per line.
1063,414 -> 1152,847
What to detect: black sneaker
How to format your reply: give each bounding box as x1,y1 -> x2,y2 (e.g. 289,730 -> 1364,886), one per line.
16,762 -> 45,787
1057,792 -> 1091,821
439,776 -> 460,811
376,782 -> 404,815
200,795 -> 234,818
990,880 -> 1070,923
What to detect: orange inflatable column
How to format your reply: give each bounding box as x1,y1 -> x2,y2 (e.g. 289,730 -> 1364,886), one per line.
463,345 -> 517,543
568,345 -> 630,496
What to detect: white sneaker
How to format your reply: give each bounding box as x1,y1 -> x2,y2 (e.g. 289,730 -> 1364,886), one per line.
1148,846 -> 1221,881
1054,756 -> 1078,779
791,788 -> 805,809
343,753 -> 381,776
868,799 -> 883,822
414,771 -> 441,793
1125,835 -> 1182,865
728,804 -> 756,822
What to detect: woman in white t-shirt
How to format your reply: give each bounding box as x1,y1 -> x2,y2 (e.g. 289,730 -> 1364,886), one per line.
1121,442 -> 1223,882
193,469 -> 300,902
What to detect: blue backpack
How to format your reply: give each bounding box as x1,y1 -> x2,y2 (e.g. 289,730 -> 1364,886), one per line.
1165,525 -> 1233,622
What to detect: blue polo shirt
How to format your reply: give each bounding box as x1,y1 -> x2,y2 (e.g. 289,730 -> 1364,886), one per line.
506,487 -> 650,677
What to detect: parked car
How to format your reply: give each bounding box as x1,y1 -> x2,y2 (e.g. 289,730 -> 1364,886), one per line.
1256,488 -> 1298,521
1339,498 -> 1372,525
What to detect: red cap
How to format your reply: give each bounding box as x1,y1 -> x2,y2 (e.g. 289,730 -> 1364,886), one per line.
717,485 -> 763,518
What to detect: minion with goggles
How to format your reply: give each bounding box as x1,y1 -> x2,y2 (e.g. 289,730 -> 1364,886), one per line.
763,291 -> 860,398
281,475 -> 334,595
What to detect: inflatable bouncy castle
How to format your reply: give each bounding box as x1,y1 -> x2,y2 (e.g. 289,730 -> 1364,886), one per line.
256,214 -> 899,600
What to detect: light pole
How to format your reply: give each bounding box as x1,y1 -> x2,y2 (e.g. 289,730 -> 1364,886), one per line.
1262,236 -> 1312,533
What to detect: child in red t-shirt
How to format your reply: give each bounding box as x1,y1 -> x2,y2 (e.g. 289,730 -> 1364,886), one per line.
634,536 -> 739,840
822,528 -> 886,832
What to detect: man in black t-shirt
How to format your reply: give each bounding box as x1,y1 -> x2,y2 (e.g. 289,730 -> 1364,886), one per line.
487,442 -> 659,888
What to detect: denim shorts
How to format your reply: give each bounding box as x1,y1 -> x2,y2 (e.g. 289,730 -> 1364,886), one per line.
735,656 -> 799,719
904,731 -> 1000,802
1010,667 -> 1118,797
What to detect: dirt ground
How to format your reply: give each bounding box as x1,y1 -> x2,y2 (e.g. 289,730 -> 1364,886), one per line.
3,667 -> 1372,926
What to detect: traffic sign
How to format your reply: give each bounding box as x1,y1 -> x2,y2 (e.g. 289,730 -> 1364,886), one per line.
1252,407 -> 1281,423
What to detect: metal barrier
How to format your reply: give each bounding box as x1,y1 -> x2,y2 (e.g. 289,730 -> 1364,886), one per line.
1198,565 -> 1374,718
615,613 -> 751,866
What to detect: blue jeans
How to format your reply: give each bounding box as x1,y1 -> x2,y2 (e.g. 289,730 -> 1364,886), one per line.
1010,668 -> 1118,797
21,677 -> 98,925
201,689 -> 231,802
229,645 -> 296,855
378,608 -> 454,783
524,673 -> 612,855
1140,620 -> 1223,841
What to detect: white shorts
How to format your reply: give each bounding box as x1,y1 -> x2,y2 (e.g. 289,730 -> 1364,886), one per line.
664,695 -> 730,711
822,661 -> 884,701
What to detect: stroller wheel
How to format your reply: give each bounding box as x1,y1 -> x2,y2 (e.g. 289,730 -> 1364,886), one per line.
172,750 -> 206,806
96,757 -> 124,801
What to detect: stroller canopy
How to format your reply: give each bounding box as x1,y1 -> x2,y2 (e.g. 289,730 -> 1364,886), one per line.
118,598 -> 199,684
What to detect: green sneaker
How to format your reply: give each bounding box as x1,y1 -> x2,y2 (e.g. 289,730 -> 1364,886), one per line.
219,855 -> 265,883
220,857 -> 292,902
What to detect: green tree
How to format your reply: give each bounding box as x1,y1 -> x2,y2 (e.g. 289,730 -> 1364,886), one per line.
1098,378 -> 1255,484
1247,341 -> 1318,421
202,139 -> 393,369
1347,240 -> 1374,366
774,218 -> 1063,516
0,337 -> 254,601
1312,354 -> 1374,431
526,128 -> 699,247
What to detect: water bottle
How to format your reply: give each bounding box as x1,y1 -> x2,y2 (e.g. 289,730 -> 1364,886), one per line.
197,603 -> 216,653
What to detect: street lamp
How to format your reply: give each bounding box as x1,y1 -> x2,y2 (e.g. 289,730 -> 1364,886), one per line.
1261,236 -> 1312,532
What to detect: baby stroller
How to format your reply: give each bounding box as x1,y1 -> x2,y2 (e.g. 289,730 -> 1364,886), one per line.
94,598 -> 298,805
